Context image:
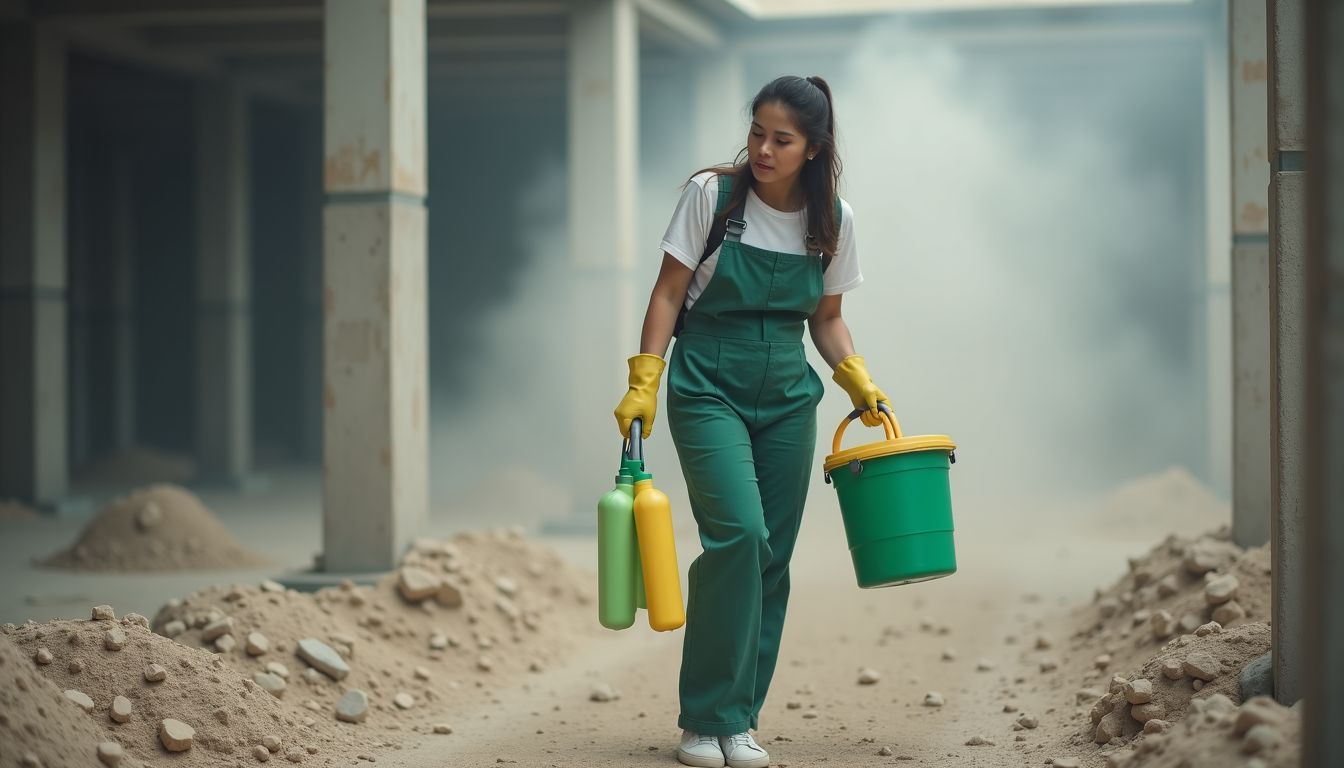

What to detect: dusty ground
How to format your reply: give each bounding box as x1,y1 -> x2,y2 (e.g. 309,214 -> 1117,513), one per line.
1,468 -> 1299,768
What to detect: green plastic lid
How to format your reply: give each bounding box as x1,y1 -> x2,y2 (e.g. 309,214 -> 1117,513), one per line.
614,472 -> 635,485
632,469 -> 653,483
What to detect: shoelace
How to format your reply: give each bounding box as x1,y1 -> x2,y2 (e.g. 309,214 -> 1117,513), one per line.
693,734 -> 718,748
726,733 -> 758,751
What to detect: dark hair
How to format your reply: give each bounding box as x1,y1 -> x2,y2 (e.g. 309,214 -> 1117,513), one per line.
689,74 -> 842,257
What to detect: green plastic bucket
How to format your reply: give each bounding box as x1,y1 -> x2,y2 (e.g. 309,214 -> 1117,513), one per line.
823,406 -> 958,589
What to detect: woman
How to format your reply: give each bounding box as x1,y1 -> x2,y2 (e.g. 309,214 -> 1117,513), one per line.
614,74 -> 891,768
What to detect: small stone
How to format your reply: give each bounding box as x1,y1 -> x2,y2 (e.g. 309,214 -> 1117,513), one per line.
260,579 -> 285,593
110,695 -> 132,723
302,668 -> 323,684
1156,574 -> 1179,597
940,648 -> 957,661
296,638 -> 350,680
67,659 -> 83,674
1235,696 -> 1286,736
1097,598 -> 1119,618
1095,710 -> 1127,744
589,683 -> 620,702
201,617 -> 234,642
1183,652 -> 1222,681
1003,703 -> 1019,713
213,707 -> 229,725
1034,634 -> 1053,650
1151,610 -> 1176,639
254,672 -> 288,698
1016,714 -> 1039,729
335,689 -> 369,723
1204,574 -> 1239,605
64,689 -> 94,712
1195,621 -> 1223,637
215,633 -> 237,653
1193,679 -> 1206,691
1184,540 -> 1239,574
494,576 -> 518,596
393,692 -> 415,709
975,658 -> 994,672
34,647 -> 53,665
160,718 -> 195,751
433,724 -> 453,735
92,605 -> 116,621
965,735 -> 994,746
1050,760 -> 1080,768
1131,609 -> 1151,626
1242,723 -> 1281,754
97,742 -> 124,767
162,620 -> 186,638
857,668 -> 881,685
476,656 -> 493,672
1213,600 -> 1246,625
923,691 -> 944,707
1123,678 -> 1154,705
263,735 -> 282,752
135,501 -> 162,530
1094,653 -> 1112,670
436,579 -> 464,608
1039,658 -> 1059,673
414,666 -> 431,681
1131,701 -> 1166,723
787,701 -> 802,709
265,661 -> 290,679
285,747 -> 304,763
253,745 -> 272,762
246,632 -> 270,656
1143,719 -> 1170,734
429,633 -> 449,651
398,567 -> 441,602
1162,659 -> 1184,680
878,745 -> 894,756
144,663 -> 168,682
122,613 -> 150,629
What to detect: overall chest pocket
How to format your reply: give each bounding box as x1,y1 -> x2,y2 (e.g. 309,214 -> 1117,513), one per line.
701,243 -> 822,314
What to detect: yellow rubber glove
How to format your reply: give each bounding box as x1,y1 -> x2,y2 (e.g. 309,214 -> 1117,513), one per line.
614,354 -> 666,439
832,354 -> 891,428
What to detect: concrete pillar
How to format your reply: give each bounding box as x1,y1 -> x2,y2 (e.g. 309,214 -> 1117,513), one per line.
196,79 -> 253,485
0,22 -> 68,508
1267,0 -> 1307,706
1230,0 -> 1272,548
693,49 -> 746,166
564,0 -> 640,524
1204,9 -> 1233,499
298,112 -> 323,464
1303,0 -> 1344,759
321,0 -> 428,573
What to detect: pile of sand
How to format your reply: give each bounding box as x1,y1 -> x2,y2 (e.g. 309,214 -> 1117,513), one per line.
1096,467 -> 1230,540
5,527 -> 598,766
0,631 -> 111,768
1115,693 -> 1301,767
40,484 -> 268,572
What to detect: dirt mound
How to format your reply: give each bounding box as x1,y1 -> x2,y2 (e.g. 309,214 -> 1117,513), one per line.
1096,467 -> 1230,540
0,631 -> 113,768
1111,693 -> 1301,768
40,484 -> 268,572
5,527 -> 598,766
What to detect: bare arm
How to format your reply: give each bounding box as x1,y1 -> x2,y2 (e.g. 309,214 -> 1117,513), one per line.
639,253 -> 696,357
808,293 -> 857,369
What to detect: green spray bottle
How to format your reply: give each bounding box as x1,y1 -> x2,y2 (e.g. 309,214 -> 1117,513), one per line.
597,417 -> 646,630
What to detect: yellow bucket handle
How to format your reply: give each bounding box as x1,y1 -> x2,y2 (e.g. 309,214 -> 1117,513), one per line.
831,403 -> 902,455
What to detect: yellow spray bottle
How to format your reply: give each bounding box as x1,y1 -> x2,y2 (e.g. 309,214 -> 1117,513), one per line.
632,467 -> 684,632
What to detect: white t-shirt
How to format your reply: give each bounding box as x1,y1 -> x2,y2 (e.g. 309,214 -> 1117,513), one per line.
659,171 -> 864,311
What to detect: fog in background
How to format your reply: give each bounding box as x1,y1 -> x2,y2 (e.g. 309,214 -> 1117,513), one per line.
428,11 -> 1219,530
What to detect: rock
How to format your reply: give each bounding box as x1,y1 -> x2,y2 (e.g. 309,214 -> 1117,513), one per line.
1183,652 -> 1222,681
260,579 -> 285,593
429,633 -> 449,651
858,668 -> 881,685
1090,694 -> 1115,724
1094,653 -> 1112,670
253,745 -> 272,762
1235,696 -> 1286,736
1095,709 -> 1127,744
285,747 -> 304,763
433,724 -> 452,734
335,689 -> 369,723
1240,652 -> 1274,700
1034,635 -> 1053,650
1017,714 -> 1039,729
1156,573 -> 1179,597
1151,610 -> 1176,639
436,579 -> 464,608
1195,621 -> 1222,637
878,745 -> 894,756
302,668 -> 324,685
1162,659 -> 1184,680
1123,679 -> 1153,705
1131,702 -> 1166,723
975,658 -> 994,672
476,656 -> 493,672
213,707 -> 229,725
263,735 -> 282,752
1039,658 -> 1059,673
296,638 -> 350,680
940,648 -> 957,661
1131,609 -> 1151,626
1204,574 -> 1239,605
97,742 -> 124,767
1242,723 -> 1281,754
1097,598 -> 1120,618
135,501 -> 162,530
1051,760 -> 1080,768
266,661 -> 290,679
67,659 -> 83,675
91,605 -> 116,621
1003,703 -> 1019,713
1184,540 -> 1240,574
215,633 -> 237,653
414,666 -> 431,681
34,647 -> 53,665
1108,675 -> 1129,694
965,735 -> 994,746
397,567 -> 441,602
1143,718 -> 1170,734
110,695 -> 132,723
160,718 -> 195,752
393,692 -> 416,709
162,620 -> 186,638
201,617 -> 234,642
1213,600 -> 1246,625
589,683 -> 620,702
122,613 -> 150,629
923,692 -> 944,707
64,689 -> 95,712
246,632 -> 270,656
495,576 -> 518,596
253,672 -> 287,698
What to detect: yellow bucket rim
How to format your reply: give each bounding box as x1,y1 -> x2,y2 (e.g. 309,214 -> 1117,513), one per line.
822,409 -> 956,473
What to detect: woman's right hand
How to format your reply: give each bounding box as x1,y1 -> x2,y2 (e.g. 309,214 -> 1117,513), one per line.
614,354 -> 666,439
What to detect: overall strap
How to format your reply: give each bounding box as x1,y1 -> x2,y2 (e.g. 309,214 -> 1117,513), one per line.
699,174 -> 746,265
810,196 -> 843,272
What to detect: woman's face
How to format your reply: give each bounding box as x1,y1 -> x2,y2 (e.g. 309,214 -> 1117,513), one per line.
748,101 -> 814,188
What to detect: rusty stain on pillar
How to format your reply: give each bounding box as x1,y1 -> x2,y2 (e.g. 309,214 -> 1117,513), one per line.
322,0 -> 428,573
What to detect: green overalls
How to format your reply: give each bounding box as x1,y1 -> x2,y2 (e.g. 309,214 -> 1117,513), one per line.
667,180 -> 827,736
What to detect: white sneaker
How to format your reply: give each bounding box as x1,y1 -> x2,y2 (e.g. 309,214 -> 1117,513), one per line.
719,731 -> 770,768
677,730 -> 725,768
